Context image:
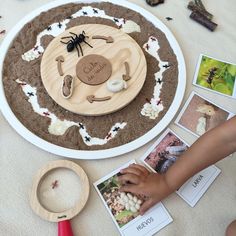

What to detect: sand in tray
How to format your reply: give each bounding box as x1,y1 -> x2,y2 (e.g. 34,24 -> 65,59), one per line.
38,168 -> 82,213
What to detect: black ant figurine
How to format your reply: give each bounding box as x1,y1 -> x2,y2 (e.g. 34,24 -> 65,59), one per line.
60,31 -> 93,57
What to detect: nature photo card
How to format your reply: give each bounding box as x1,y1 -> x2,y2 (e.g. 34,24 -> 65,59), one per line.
193,54 -> 236,98
140,129 -> 221,207
175,91 -> 233,137
94,160 -> 173,236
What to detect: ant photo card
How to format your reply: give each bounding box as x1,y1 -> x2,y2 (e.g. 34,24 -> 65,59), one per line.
140,128 -> 221,207
93,160 -> 173,236
193,54 -> 236,98
175,91 -> 233,137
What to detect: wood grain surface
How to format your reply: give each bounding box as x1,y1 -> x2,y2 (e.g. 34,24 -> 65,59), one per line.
40,24 -> 147,116
30,160 -> 89,223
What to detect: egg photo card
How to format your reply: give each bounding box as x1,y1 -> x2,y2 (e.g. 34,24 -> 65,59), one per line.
94,160 -> 173,236
175,92 -> 233,137
140,129 -> 221,207
193,54 -> 236,98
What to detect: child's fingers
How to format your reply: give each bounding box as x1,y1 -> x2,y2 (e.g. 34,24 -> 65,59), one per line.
120,166 -> 144,176
120,184 -> 142,195
118,173 -> 141,185
139,198 -> 155,215
130,164 -> 149,175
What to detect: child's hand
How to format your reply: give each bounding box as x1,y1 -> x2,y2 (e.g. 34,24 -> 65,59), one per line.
118,164 -> 173,215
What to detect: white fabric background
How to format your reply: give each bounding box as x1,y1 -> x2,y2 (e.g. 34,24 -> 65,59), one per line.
0,0 -> 236,235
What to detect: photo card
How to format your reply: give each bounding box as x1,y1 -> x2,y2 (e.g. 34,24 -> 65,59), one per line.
175,91 -> 233,137
193,54 -> 236,98
140,129 -> 221,207
141,129 -> 188,174
94,160 -> 173,236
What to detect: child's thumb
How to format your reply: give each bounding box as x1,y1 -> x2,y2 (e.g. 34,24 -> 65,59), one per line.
140,198 -> 155,215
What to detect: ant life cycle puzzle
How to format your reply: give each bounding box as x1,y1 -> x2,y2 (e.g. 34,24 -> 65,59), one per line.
2,2 -> 181,153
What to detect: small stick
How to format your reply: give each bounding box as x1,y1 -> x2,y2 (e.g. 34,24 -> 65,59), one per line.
188,1 -> 213,20
55,55 -> 65,76
122,62 -> 131,81
195,0 -> 206,10
87,95 -> 111,103
92,35 -> 114,43
190,11 -> 218,31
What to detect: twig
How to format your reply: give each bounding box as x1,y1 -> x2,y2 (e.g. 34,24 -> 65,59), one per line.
187,0 -> 217,31
195,0 -> 206,10
188,1 -> 213,20
190,11 -> 218,31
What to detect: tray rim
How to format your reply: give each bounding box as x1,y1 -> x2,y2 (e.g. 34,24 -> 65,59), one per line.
0,0 -> 186,159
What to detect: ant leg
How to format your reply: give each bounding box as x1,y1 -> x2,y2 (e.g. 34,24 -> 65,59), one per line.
82,31 -> 89,39
78,43 -> 83,56
61,36 -> 74,40
83,40 -> 93,48
75,44 -> 80,57
60,39 -> 73,44
69,32 -> 77,37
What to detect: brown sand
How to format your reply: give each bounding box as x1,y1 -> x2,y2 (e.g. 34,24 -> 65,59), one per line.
2,2 -> 178,150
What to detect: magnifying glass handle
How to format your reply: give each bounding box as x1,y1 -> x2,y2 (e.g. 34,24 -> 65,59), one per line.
58,220 -> 73,236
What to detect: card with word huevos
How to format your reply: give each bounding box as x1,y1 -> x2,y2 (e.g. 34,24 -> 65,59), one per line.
140,128 -> 221,207
93,160 -> 173,236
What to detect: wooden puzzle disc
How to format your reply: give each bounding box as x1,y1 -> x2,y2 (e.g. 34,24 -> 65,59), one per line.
40,24 -> 147,116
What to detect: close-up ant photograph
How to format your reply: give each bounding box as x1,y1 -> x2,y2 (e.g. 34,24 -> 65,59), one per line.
0,0 -> 235,236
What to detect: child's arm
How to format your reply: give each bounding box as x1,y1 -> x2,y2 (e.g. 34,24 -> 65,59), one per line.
119,116 -> 236,214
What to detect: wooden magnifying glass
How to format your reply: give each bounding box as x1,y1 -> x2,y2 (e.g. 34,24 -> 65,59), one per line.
30,160 -> 89,236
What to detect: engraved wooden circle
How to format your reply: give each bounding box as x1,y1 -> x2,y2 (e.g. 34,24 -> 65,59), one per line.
30,160 -> 89,223
41,24 -> 147,116
76,54 -> 112,85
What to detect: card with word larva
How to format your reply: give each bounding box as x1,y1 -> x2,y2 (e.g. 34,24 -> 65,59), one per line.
140,129 -> 221,207
93,160 -> 173,236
